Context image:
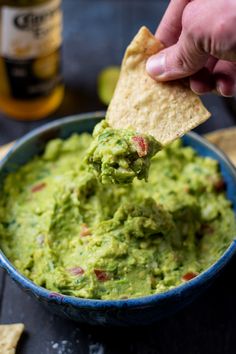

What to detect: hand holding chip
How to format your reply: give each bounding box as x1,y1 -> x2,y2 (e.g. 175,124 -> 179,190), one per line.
146,0 -> 236,97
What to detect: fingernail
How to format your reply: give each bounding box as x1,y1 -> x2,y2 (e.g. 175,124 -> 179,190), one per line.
146,53 -> 166,78
191,88 -> 204,95
216,83 -> 234,97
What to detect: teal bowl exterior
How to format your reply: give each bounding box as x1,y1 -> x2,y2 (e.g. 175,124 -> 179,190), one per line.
0,111 -> 236,326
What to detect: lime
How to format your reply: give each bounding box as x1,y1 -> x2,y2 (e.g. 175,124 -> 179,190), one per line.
97,66 -> 120,105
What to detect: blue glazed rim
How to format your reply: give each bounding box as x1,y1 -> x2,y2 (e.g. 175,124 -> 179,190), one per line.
0,111 -> 236,310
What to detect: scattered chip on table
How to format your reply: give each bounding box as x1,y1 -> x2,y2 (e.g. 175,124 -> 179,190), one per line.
0,142 -> 14,160
0,323 -> 24,354
205,127 -> 236,166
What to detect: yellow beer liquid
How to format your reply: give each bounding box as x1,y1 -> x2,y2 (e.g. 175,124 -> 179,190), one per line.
0,0 -> 64,120
0,81 -> 64,120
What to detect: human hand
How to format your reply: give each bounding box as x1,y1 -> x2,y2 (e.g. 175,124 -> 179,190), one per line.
146,0 -> 236,97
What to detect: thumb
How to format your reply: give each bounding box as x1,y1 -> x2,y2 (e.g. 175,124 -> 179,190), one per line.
146,33 -> 209,81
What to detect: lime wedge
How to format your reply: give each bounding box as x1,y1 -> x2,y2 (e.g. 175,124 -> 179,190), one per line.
97,66 -> 120,105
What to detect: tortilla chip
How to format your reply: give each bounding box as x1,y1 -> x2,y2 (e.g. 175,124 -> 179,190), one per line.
0,142 -> 14,160
205,127 -> 236,166
107,26 -> 210,145
0,323 -> 24,354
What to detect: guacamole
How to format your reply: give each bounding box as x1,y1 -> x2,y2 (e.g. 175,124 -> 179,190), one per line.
0,131 -> 235,300
85,120 -> 162,184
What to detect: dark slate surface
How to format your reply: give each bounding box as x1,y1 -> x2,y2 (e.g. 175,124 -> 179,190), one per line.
1,1 -> 236,353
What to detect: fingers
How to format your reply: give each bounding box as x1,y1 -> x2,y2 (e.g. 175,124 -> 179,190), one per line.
213,60 -> 236,97
205,56 -> 219,72
149,0 -> 236,96
146,31 -> 209,81
189,56 -> 218,94
155,0 -> 191,46
190,59 -> 236,96
190,68 -> 215,95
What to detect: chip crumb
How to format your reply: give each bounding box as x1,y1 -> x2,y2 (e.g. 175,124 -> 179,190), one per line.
50,339 -> 73,354
52,342 -> 59,349
89,342 -> 105,354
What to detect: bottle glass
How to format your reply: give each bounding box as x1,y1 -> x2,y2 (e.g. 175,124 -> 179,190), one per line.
0,0 -> 64,120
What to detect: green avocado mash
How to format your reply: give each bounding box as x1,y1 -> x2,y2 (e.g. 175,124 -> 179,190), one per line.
0,129 -> 235,300
85,120 -> 162,184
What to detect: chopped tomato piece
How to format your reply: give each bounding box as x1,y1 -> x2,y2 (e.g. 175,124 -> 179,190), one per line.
80,224 -> 91,237
201,223 -> 214,235
214,179 -> 225,192
68,266 -> 85,276
94,269 -> 110,282
182,272 -> 198,281
184,185 -> 190,193
31,182 -> 46,193
132,136 -> 148,157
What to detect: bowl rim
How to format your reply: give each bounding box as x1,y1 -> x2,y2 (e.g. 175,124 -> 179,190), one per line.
0,110 -> 236,309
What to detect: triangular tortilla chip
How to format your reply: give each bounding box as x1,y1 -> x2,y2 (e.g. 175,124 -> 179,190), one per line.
107,26 -> 210,145
0,323 -> 24,354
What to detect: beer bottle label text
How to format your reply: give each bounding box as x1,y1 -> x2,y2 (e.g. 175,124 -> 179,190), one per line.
0,0 -> 62,99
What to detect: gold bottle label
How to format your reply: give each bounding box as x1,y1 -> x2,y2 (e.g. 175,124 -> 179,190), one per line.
0,0 -> 62,99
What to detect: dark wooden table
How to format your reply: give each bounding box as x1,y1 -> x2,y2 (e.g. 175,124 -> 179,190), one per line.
1,1 -> 236,353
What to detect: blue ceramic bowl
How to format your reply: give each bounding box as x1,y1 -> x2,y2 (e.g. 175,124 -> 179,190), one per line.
0,112 -> 236,326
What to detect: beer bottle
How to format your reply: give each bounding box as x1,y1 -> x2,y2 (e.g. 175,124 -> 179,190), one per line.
0,0 -> 64,120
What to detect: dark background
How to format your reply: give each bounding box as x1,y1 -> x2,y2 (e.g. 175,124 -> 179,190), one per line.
1,1 -> 236,353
